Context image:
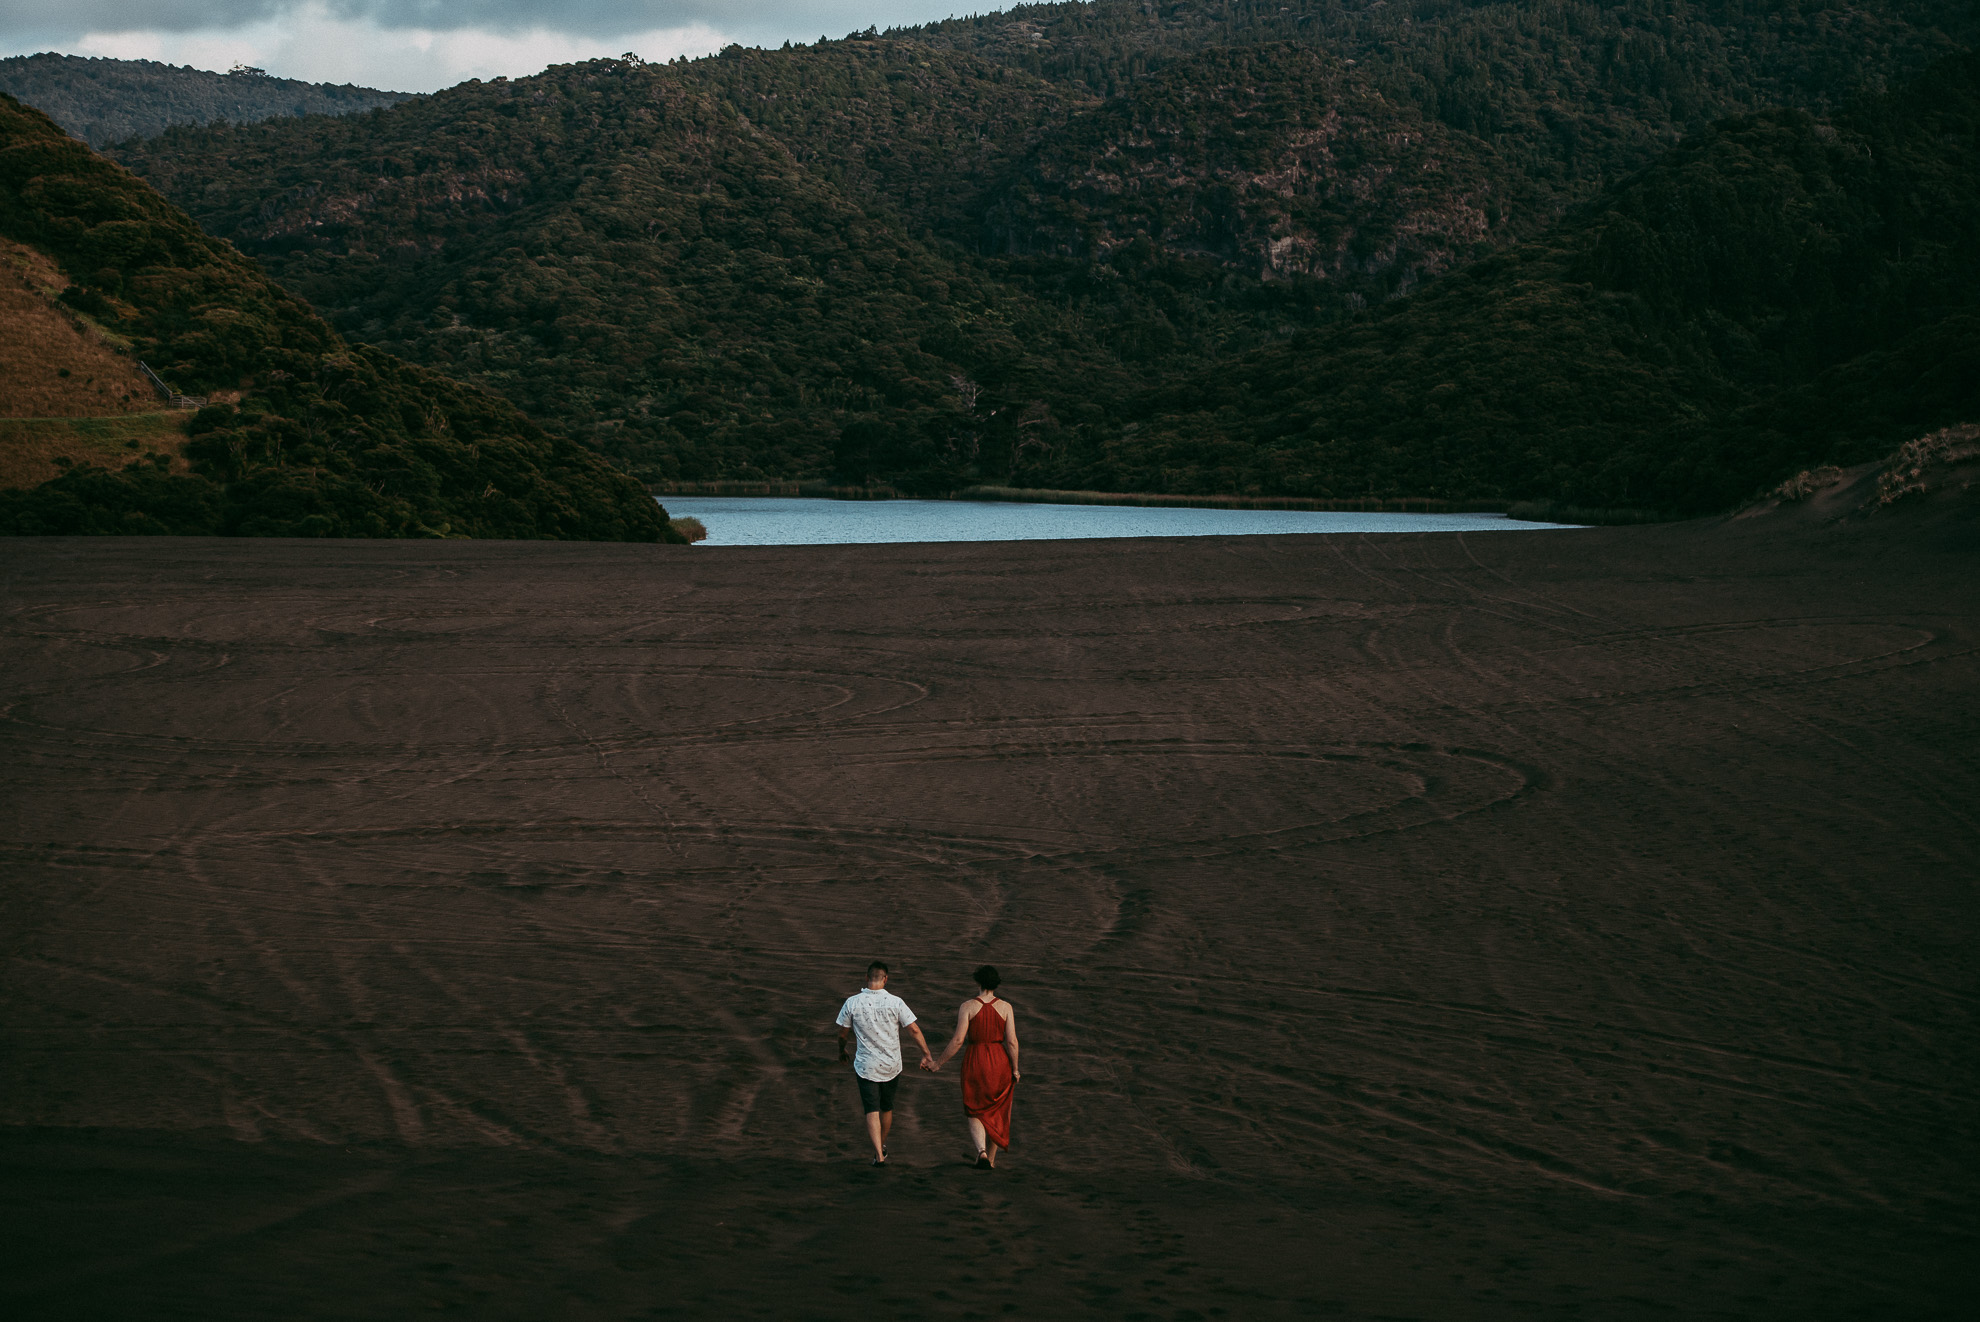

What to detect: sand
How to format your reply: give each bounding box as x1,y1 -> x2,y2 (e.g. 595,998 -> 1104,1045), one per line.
1,516 -> 1975,1318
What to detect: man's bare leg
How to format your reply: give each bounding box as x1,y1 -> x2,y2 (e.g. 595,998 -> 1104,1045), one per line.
880,1109 -> 894,1155
865,1111 -> 886,1162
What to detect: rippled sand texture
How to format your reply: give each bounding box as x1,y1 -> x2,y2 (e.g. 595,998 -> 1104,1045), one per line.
2,526 -> 1975,1318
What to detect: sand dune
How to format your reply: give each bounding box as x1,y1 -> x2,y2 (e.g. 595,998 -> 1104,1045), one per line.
2,518 -> 1975,1317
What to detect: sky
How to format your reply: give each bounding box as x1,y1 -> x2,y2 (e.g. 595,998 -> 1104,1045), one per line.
0,1 -> 1013,92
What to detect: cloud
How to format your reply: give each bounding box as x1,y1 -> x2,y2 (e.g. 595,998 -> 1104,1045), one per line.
2,1 -> 966,41
2,1 -> 982,91
57,10 -> 735,92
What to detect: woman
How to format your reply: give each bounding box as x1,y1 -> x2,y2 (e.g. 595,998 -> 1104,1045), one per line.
925,964 -> 1021,1168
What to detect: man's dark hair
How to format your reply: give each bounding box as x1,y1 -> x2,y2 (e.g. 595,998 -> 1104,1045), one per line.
973,964 -> 1000,991
867,960 -> 889,978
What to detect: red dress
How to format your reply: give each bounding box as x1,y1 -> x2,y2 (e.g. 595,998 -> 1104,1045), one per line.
962,996 -> 1015,1150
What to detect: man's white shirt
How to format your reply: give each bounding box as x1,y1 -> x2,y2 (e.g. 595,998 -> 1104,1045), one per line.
836,987 -> 918,1081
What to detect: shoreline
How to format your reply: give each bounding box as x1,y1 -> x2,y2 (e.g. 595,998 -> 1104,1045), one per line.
649,478 -> 1504,512
649,480 -> 1678,524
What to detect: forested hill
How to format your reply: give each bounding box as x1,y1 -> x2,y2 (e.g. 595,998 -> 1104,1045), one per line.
0,54 -> 413,148
898,0 -> 1980,186
1106,50 -> 1980,513
0,94 -> 673,540
108,2 -> 1977,509
116,52 -> 1143,486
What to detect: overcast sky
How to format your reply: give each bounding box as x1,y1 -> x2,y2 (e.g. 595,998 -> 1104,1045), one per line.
0,1 -> 1008,91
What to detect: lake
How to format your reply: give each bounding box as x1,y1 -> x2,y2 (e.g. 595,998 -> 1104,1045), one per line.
659,496 -> 1579,546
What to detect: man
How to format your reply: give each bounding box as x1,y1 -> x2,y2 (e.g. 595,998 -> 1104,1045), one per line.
836,960 -> 933,1166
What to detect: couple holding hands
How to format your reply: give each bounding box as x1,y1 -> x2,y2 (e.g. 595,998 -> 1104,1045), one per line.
836,961 -> 1020,1168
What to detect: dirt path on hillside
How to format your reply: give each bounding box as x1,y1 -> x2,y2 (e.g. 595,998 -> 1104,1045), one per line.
2,521 -> 1974,1317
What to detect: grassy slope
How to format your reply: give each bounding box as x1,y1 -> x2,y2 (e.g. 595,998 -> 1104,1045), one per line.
0,414 -> 189,491
0,93 -> 676,540
0,236 -> 160,416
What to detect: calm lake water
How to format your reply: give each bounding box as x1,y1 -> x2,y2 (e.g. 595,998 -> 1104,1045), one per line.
660,497 -> 1578,546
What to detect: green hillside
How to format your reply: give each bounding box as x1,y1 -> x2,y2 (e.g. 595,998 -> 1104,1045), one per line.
900,0 -> 1979,188
115,52 -> 1147,491
979,44 -> 1534,288
0,93 -> 675,540
1093,52 -> 1980,513
0,53 -> 413,148
102,2 -> 1980,507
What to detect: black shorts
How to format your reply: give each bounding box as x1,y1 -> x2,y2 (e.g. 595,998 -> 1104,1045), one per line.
857,1075 -> 900,1114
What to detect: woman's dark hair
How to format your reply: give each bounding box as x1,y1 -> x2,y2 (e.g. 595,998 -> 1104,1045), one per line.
973,964 -> 1000,991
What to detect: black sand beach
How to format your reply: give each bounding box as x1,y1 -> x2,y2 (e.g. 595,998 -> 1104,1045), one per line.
2,519 -> 1975,1318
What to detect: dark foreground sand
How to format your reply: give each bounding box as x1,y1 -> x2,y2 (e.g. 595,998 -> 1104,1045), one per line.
1,517 -> 1975,1319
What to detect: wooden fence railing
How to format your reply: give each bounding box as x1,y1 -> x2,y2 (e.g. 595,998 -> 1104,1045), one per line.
137,361 -> 206,411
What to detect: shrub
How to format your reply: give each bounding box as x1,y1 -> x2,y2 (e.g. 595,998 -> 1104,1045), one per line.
1773,467 -> 1844,503
1874,423 -> 1980,508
